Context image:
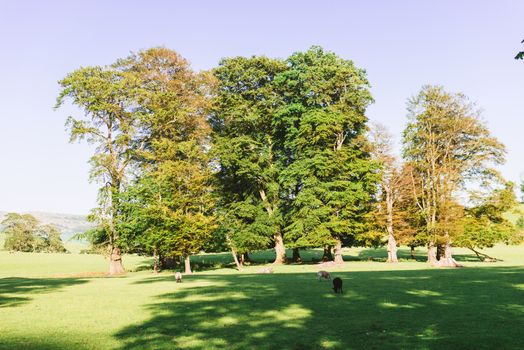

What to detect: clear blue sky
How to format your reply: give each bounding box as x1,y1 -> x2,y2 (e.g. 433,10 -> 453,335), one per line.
1,0 -> 523,214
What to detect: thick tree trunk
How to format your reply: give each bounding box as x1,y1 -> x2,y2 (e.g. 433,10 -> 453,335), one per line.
322,246 -> 333,262
436,242 -> 445,261
386,233 -> 398,263
109,246 -> 125,275
273,232 -> 287,264
184,255 -> 192,274
427,241 -> 438,266
437,234 -> 461,267
259,189 -> 286,264
334,240 -> 344,264
410,246 -> 416,260
292,248 -> 302,263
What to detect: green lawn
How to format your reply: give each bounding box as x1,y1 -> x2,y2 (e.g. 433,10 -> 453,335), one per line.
1,245 -> 524,349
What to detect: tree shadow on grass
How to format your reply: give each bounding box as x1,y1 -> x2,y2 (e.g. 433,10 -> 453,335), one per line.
115,266 -> 524,350
0,277 -> 88,308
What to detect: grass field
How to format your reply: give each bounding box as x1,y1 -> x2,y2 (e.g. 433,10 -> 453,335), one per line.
1,245 -> 524,349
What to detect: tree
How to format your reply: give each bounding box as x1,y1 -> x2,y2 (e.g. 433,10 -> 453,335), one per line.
2,213 -> 39,252
275,46 -> 378,263
456,181 -> 522,261
116,48 -> 216,274
56,65 -> 140,275
38,224 -> 67,253
2,213 -> 66,253
211,55 -> 288,264
402,85 -> 506,267
369,123 -> 408,263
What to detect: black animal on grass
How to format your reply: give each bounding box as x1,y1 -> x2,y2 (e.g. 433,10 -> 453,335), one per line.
332,277 -> 343,294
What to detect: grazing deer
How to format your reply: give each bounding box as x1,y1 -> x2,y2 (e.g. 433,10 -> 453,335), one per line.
332,277 -> 343,294
175,272 -> 182,283
317,270 -> 331,281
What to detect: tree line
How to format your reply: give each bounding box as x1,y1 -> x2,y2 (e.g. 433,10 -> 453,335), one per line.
1,213 -> 67,253
53,46 -> 522,275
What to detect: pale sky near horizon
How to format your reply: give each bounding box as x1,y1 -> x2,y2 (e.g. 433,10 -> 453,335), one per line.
1,0 -> 523,215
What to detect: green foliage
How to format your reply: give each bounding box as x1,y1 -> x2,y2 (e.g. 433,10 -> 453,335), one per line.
456,182 -> 523,250
56,62 -> 142,271
402,85 -> 506,252
212,47 -> 378,257
2,213 -> 66,253
116,48 -> 217,261
212,55 -> 286,254
275,46 -> 378,248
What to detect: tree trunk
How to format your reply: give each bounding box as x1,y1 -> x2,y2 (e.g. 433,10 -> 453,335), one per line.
410,246 -> 416,260
334,240 -> 344,264
231,248 -> 242,271
385,186 -> 398,263
436,242 -> 445,261
427,241 -> 438,265
184,255 -> 192,274
153,247 -> 159,273
109,246 -> 125,275
322,246 -> 333,262
273,231 -> 287,264
292,248 -> 302,263
386,232 -> 398,263
438,234 -> 461,267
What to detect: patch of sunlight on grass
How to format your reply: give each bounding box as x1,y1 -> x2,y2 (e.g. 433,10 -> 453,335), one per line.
199,315 -> 240,328
417,324 -> 440,340
379,301 -> 423,309
501,304 -> 524,313
174,335 -> 228,349
512,283 -> 524,290
320,339 -> 341,349
248,304 -> 312,329
175,291 -> 248,303
380,276 -> 431,280
406,289 -> 442,297
261,304 -> 311,322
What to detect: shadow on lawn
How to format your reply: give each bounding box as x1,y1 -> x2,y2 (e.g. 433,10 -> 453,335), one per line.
115,266 -> 524,350
0,277 -> 87,308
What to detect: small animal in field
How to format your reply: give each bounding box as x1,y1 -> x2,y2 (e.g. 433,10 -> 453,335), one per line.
258,267 -> 273,274
317,270 -> 331,281
332,277 -> 343,294
175,272 -> 182,283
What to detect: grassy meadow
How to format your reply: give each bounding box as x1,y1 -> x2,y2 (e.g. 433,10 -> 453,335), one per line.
1,245 -> 524,349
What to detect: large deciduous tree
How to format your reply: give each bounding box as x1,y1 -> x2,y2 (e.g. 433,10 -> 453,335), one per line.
402,85 -> 506,267
116,48 -> 216,274
211,56 -> 288,264
275,47 -> 378,263
56,66 -> 140,275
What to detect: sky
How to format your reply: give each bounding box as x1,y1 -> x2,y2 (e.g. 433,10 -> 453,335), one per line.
1,0 -> 523,215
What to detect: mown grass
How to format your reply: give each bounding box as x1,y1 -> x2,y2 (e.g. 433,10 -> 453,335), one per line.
1,245 -> 524,349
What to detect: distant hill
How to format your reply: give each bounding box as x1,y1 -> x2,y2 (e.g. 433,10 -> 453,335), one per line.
0,211 -> 94,242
